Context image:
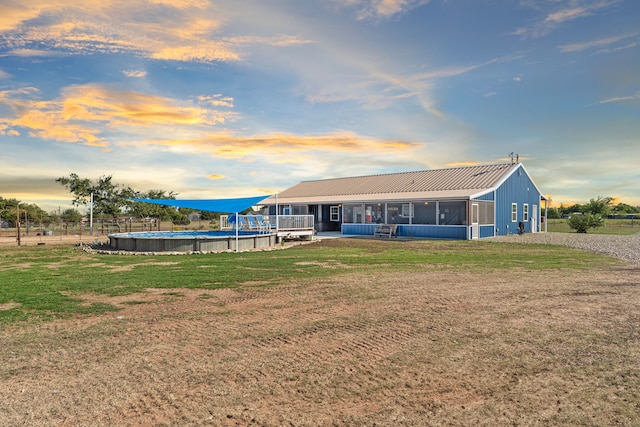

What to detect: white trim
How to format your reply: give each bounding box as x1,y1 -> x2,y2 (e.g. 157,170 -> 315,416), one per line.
471,163 -> 549,201
471,203 -> 479,239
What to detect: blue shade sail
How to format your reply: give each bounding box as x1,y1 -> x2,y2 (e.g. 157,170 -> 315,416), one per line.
128,195 -> 271,213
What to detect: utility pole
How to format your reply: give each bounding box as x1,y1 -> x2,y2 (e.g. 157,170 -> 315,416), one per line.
90,192 -> 94,235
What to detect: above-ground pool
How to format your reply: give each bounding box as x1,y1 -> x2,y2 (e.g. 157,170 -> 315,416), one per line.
108,230 -> 276,252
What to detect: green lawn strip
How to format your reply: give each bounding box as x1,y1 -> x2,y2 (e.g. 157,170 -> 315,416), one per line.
0,240 -> 622,324
546,220 -> 640,235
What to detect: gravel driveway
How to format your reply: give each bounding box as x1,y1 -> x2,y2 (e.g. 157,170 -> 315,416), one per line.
488,232 -> 640,265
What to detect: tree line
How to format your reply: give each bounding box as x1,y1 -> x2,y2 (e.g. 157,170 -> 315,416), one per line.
0,174 -> 219,227
545,196 -> 640,219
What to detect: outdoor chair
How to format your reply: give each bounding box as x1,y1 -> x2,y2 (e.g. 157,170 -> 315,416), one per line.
255,215 -> 271,233
373,224 -> 398,238
227,214 -> 245,230
245,215 -> 260,231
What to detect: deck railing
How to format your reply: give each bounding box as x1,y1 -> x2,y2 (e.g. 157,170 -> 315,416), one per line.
220,215 -> 314,232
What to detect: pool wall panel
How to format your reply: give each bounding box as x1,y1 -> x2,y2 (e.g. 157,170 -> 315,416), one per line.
108,232 -> 277,253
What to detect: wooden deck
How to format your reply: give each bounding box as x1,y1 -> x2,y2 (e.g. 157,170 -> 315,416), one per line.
221,214 -> 315,240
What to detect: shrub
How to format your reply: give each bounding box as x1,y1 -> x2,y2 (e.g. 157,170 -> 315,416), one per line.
567,213 -> 604,233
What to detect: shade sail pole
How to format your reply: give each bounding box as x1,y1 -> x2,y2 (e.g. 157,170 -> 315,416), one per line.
235,211 -> 239,253
275,193 -> 279,233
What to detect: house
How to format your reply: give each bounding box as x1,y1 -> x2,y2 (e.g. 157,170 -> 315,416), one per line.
265,163 -> 547,240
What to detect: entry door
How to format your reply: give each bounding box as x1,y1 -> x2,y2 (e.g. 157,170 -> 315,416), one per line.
532,205 -> 538,233
471,203 -> 479,239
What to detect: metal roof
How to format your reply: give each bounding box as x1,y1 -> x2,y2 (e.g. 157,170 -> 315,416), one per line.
269,163 -> 520,204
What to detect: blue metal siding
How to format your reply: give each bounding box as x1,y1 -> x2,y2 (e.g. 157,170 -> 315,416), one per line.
474,192 -> 495,201
494,165 -> 543,236
479,225 -> 495,238
341,224 -> 468,239
342,224 -> 377,235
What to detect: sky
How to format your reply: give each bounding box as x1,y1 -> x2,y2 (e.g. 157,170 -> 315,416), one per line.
0,0 -> 639,213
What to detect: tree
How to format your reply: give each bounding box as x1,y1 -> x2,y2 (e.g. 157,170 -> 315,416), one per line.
56,174 -> 135,220
60,208 -> 83,225
545,207 -> 561,219
126,189 -> 179,220
582,196 -> 613,216
567,213 -> 604,233
612,202 -> 639,215
199,210 -> 219,221
0,197 -> 20,226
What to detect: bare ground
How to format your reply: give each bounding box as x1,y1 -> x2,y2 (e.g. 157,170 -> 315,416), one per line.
1,250 -> 640,425
0,233 -> 109,248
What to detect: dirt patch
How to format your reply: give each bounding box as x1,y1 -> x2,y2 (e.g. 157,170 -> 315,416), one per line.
0,301 -> 21,311
107,261 -> 181,272
1,266 -> 640,426
294,260 -> 352,269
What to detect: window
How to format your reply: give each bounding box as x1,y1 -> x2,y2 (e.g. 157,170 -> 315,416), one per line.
293,205 -> 308,215
477,201 -> 494,225
401,203 -> 414,218
386,203 -> 410,224
365,204 -> 384,223
413,201 -> 437,224
439,201 -> 467,225
523,204 -> 529,221
330,206 -> 339,222
511,203 -> 517,222
343,204 -> 364,223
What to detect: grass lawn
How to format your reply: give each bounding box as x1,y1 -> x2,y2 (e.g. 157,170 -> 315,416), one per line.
2,238 -> 639,426
1,238 -> 638,426
0,238 -> 622,323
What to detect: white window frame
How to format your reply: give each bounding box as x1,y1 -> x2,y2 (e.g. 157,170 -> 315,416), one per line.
511,203 -> 517,222
401,203 -> 414,218
523,204 -> 529,222
330,206 -> 340,222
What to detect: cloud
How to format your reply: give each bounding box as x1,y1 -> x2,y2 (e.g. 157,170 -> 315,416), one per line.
517,0 -> 622,38
0,82 -> 423,167
334,0 -> 430,20
2,49 -> 66,58
558,32 -> 638,53
129,131 -> 424,162
599,91 -> 640,104
0,2 -> 43,32
326,0 -> 429,20
207,174 -> 225,180
415,58 -> 500,80
305,57 -> 503,118
0,69 -> 11,79
198,95 -> 234,108
0,1 -> 309,64
0,84 -> 237,147
122,70 -> 147,78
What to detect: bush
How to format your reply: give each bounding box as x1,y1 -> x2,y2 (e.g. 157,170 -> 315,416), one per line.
567,213 -> 604,233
